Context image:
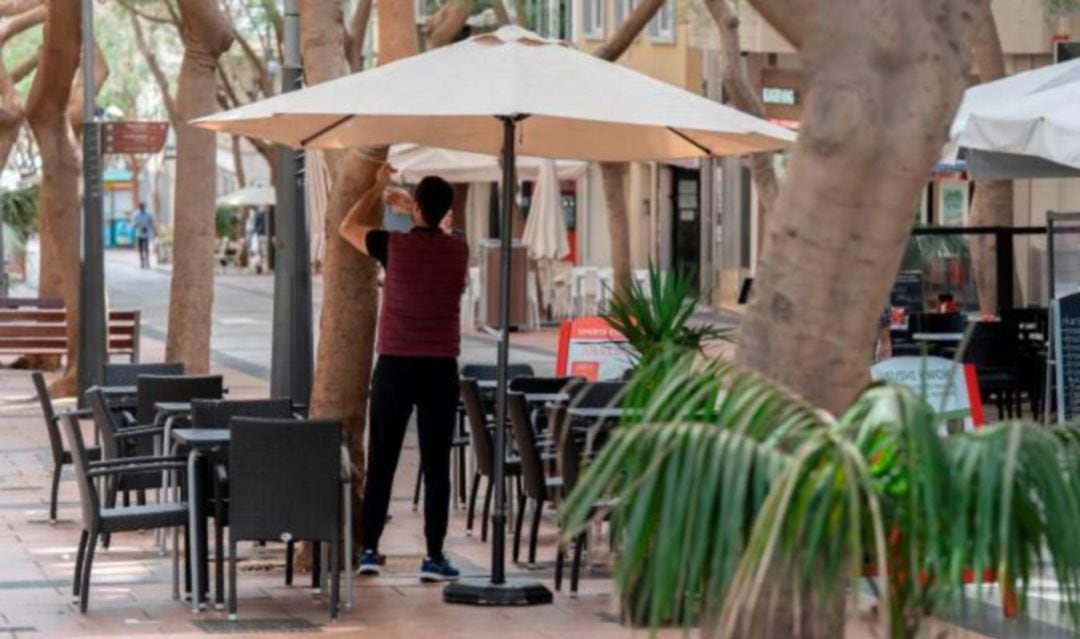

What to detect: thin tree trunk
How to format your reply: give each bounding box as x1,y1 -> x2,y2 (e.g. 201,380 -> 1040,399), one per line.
968,2 -> 1012,314
164,0 -> 233,373
703,0 -> 779,254
424,0 -> 474,49
736,0 -> 983,415
26,0 -> 81,390
593,0 -> 665,297
344,0 -> 372,72
492,0 -> 510,26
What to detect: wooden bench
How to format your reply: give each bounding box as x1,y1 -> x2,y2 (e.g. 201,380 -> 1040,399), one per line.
0,297 -> 141,363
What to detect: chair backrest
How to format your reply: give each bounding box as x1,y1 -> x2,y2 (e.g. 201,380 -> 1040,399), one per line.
570,381 -> 626,408
460,363 -> 536,382
963,320 -> 1019,371
228,418 -> 341,542
508,376 -> 582,395
190,398 -> 294,429
103,362 -> 185,386
87,388 -> 126,461
912,312 -> 965,334
31,371 -> 64,465
507,392 -> 545,499
460,378 -> 494,477
135,375 -> 224,425
58,410 -> 99,527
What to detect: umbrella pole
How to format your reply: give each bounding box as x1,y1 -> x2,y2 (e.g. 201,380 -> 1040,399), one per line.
444,116 -> 552,607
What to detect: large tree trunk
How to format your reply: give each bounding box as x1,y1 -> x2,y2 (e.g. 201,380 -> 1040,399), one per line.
737,0 -> 983,414
703,0 -> 779,254
303,0 -> 470,550
593,0 -> 665,296
25,0 -> 81,390
164,0 -> 233,372
968,3 -> 1012,314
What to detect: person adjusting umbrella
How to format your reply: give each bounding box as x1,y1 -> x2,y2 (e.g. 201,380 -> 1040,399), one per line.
339,162 -> 468,582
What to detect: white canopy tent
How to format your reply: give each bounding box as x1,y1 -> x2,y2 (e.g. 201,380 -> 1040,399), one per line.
946,58 -> 1080,179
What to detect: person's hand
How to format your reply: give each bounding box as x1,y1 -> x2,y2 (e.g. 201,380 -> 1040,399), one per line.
376,162 -> 396,186
384,187 -> 413,214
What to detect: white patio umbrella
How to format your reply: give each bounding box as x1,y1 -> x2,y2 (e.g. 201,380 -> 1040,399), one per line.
945,58 -> 1080,179
389,143 -> 587,183
193,25 -> 794,605
216,184 -> 277,207
522,160 -> 569,261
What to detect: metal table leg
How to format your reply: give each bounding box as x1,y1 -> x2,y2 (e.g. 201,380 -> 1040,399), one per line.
187,447 -> 202,613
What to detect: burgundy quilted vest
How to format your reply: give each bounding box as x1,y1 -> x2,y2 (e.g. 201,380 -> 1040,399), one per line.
377,230 -> 469,358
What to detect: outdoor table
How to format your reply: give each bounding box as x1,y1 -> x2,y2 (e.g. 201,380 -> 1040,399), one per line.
170,427 -> 355,615
523,392 -> 569,404
173,428 -> 230,613
97,384 -> 138,409
566,406 -> 626,420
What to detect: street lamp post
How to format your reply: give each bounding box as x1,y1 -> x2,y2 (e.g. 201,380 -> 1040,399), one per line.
270,0 -> 313,404
77,0 -> 106,402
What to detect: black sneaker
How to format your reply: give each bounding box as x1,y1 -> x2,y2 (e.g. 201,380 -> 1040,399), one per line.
419,555 -> 460,582
356,549 -> 383,576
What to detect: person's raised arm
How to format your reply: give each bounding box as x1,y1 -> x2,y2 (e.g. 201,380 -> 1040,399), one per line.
339,162 -> 394,255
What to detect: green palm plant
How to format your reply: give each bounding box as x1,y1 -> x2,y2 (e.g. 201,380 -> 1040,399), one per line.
602,263 -> 725,372
561,349 -> 1080,637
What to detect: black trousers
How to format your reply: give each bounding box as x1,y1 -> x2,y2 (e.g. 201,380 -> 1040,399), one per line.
361,355 -> 458,558
137,237 -> 150,267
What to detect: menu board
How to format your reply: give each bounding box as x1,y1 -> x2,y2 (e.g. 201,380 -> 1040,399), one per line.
555,316 -> 635,382
870,356 -> 984,430
1054,290 -> 1080,422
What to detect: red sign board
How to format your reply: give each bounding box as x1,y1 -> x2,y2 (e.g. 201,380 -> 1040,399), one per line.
102,121 -> 169,154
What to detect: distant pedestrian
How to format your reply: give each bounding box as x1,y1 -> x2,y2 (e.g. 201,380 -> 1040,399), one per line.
132,202 -> 154,269
340,164 -> 468,583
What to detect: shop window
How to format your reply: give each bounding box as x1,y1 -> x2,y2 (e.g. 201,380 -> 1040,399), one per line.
647,0 -> 675,43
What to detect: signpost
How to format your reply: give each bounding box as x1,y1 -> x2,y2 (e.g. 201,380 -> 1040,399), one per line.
555,316 -> 635,381
102,122 -> 169,155
1053,289 -> 1080,422
870,356 -> 985,430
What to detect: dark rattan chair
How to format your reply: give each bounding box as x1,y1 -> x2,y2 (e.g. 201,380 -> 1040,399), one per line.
31,371 -> 99,521
190,398 -> 297,604
60,411 -> 188,612
508,392 -> 562,566
461,378 -> 521,541
227,418 -> 343,620
103,362 -> 185,386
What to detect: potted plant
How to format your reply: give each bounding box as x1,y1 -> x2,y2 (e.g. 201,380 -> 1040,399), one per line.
562,349 -> 1080,636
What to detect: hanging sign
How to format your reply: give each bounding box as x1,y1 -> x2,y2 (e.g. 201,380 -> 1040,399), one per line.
870,356 -> 985,430
555,316 -> 635,382
102,121 -> 169,154
1054,289 -> 1080,422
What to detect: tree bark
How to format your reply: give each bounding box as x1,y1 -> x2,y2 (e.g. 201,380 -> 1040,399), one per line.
164,0 -> 233,373
344,0 -> 372,72
703,0 -> 779,253
968,0 -> 1011,314
736,0 -> 983,415
424,0 -> 474,49
592,0 -> 666,297
25,0 -> 81,387
492,0 -> 510,26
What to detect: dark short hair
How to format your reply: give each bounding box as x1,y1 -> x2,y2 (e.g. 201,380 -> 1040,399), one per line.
415,176 -> 453,227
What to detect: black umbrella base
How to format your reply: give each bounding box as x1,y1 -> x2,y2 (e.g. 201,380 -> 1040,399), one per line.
443,578 -> 553,606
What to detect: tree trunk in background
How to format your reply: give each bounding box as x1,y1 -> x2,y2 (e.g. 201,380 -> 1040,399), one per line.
344,0 -> 372,71
304,0 -> 471,550
704,0 -> 779,253
424,0 -> 474,49
593,0 -> 665,297
26,0 -> 81,391
164,0 -> 233,372
968,1 -> 1012,314
600,162 -> 632,294
736,0 -> 982,416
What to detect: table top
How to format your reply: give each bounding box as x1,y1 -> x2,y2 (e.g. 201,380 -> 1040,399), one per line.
98,385 -> 137,396
172,428 -> 230,447
525,392 -> 569,403
566,406 -> 626,419
155,401 -> 192,415
911,333 -> 965,342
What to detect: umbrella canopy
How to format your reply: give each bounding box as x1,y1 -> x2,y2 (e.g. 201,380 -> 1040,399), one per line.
521,160 -> 570,261
194,26 -> 795,160
389,144 -> 587,183
946,58 -> 1080,179
217,184 -> 276,207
